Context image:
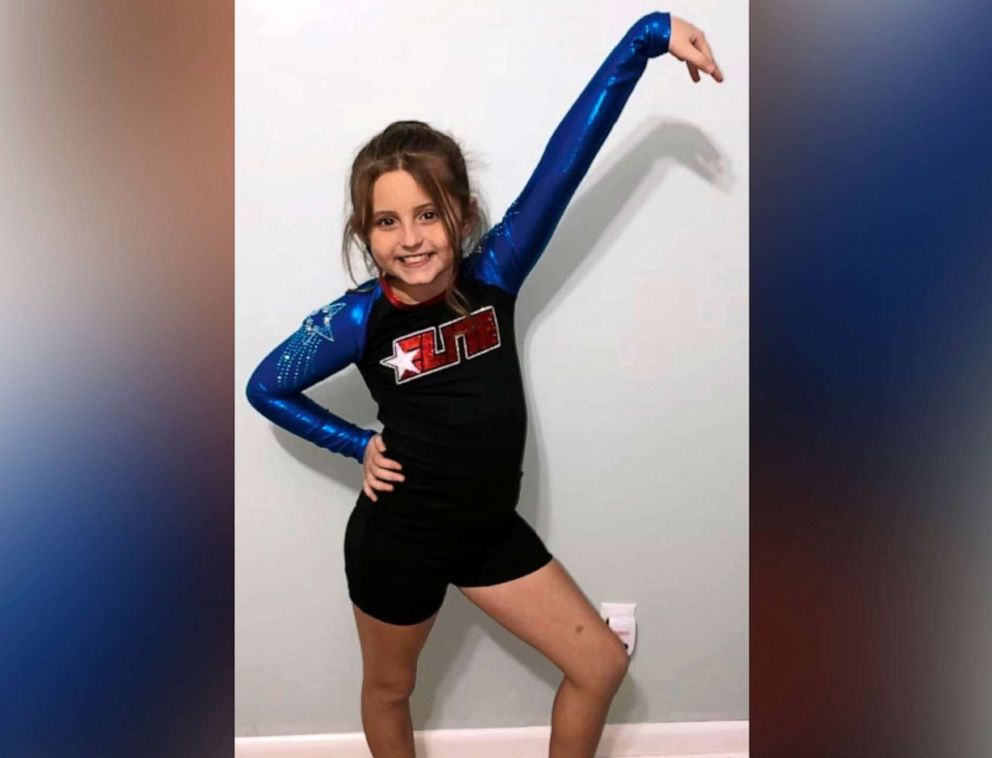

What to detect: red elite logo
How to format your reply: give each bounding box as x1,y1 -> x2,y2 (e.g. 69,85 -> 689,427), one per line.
380,306 -> 502,384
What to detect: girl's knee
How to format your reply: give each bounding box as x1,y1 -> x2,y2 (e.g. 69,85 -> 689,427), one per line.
604,643 -> 631,688
362,672 -> 417,704
567,638 -> 630,694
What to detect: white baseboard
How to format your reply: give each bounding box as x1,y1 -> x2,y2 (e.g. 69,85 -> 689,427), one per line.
236,720 -> 748,757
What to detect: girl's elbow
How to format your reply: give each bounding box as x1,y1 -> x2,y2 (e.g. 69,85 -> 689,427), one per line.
245,371 -> 276,412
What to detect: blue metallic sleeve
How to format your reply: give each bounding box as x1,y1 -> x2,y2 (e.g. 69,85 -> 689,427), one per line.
245,288 -> 377,464
470,12 -> 671,296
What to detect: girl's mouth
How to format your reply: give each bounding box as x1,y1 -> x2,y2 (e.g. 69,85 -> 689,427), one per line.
399,252 -> 435,268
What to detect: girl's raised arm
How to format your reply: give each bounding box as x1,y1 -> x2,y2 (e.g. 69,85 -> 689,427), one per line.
245,290 -> 376,463
470,12 -> 672,297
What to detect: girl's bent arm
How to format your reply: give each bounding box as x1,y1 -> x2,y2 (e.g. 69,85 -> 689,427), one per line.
471,12 -> 671,297
245,293 -> 375,464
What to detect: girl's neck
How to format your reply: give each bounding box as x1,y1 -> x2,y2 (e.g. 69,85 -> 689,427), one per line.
382,268 -> 454,306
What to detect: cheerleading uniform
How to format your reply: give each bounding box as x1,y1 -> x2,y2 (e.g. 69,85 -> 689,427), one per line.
246,12 -> 671,624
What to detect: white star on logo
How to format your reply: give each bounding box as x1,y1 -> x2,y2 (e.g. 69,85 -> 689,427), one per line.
380,344 -> 421,379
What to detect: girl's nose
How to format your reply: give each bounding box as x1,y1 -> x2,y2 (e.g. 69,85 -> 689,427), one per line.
401,223 -> 423,249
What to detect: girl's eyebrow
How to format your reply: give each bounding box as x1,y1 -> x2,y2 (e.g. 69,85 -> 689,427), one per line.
373,202 -> 433,217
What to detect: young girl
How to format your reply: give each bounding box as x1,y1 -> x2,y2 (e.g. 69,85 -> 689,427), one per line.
246,11 -> 722,757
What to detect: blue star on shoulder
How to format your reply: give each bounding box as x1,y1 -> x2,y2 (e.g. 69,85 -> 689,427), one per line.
275,299 -> 347,389
305,301 -> 347,342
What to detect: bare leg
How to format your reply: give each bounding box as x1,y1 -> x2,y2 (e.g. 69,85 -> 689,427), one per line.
548,674 -> 624,757
457,559 -> 629,757
352,603 -> 439,757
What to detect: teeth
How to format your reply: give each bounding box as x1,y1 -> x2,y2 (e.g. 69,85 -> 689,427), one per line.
401,253 -> 432,263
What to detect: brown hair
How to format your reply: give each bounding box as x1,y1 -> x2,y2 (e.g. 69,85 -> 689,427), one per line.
341,120 -> 488,317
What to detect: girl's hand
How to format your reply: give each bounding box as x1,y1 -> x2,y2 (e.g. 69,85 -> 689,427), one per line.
362,433 -> 405,503
669,16 -> 724,83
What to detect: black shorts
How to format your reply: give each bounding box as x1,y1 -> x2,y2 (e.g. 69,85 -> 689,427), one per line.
343,491 -> 554,626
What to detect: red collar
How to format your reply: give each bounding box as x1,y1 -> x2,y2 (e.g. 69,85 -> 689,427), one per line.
378,272 -> 456,309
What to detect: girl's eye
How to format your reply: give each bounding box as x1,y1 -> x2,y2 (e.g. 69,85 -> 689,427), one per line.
374,211 -> 436,228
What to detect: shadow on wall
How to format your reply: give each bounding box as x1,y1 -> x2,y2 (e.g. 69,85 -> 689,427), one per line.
264,117 -> 733,725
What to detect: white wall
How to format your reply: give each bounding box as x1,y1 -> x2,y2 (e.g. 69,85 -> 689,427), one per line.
236,0 -> 748,736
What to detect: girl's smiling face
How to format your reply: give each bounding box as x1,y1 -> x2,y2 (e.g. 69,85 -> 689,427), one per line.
369,169 -> 466,304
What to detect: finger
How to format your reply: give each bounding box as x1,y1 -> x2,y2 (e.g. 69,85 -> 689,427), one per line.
695,34 -> 724,82
370,478 -> 395,492
376,435 -> 386,452
370,451 -> 400,473
375,456 -> 403,472
372,464 -> 405,482
679,42 -> 716,79
687,60 -> 700,83
363,480 -> 377,502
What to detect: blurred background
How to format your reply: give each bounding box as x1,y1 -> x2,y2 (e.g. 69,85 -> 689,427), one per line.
1,2 -> 233,756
